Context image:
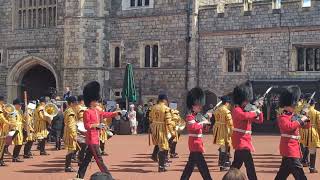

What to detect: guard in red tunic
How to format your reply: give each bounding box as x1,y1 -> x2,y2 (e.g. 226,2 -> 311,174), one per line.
180,87 -> 212,180
230,81 -> 264,180
275,86 -> 309,180
77,81 -> 120,179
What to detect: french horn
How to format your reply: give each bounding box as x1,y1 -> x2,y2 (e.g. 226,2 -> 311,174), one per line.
44,103 -> 59,119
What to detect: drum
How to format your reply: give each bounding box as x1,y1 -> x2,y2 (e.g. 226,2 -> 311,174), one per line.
6,130 -> 16,145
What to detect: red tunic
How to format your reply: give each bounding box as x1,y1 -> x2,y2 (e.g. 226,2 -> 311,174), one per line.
186,113 -> 205,153
231,106 -> 264,152
277,112 -> 310,158
84,108 -> 117,145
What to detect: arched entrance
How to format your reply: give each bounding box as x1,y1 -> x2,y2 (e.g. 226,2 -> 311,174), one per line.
21,65 -> 56,100
6,56 -> 58,102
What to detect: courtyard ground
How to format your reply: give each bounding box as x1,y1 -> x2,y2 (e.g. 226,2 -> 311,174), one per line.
0,134 -> 319,180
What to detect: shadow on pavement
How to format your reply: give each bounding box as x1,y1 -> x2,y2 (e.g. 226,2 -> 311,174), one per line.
110,168 -> 154,173
16,167 -> 65,173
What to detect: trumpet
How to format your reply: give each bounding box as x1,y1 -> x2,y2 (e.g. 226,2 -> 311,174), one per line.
44,103 -> 59,119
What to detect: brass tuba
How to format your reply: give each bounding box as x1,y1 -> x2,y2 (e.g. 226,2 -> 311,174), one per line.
44,103 -> 59,119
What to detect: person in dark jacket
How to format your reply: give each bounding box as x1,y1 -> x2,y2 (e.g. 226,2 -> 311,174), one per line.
51,105 -> 64,150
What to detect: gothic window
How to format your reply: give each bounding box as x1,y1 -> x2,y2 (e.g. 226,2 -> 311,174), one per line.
302,0 -> 311,7
15,0 -> 57,29
297,47 -> 320,71
272,0 -> 281,9
227,48 -> 242,72
114,47 -> 121,68
143,43 -> 159,68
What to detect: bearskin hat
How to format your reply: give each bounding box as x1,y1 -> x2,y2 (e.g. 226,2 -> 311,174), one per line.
83,81 -> 101,107
186,87 -> 205,110
232,81 -> 253,106
279,85 -> 301,108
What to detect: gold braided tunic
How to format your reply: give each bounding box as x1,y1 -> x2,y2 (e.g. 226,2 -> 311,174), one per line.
0,105 -> 11,156
170,109 -> 183,143
25,109 -> 35,142
213,104 -> 233,146
63,107 -> 77,151
300,105 -> 320,148
12,109 -> 24,145
34,105 -> 49,139
295,101 -> 307,145
100,117 -> 112,142
149,102 -> 172,150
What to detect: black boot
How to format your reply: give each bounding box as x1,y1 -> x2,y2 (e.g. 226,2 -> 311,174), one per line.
24,141 -> 33,158
0,151 -> 6,166
65,153 -> 75,172
220,152 -> 230,171
170,142 -> 178,158
4,145 -> 11,155
218,148 -> 222,166
12,145 -> 24,162
151,145 -> 159,162
158,151 -> 167,172
40,139 -> 49,155
310,153 -> 318,173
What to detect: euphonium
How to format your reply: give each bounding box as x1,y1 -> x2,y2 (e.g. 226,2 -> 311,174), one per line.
44,103 -> 59,119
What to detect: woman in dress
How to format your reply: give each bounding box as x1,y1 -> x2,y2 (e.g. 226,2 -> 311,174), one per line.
128,104 -> 137,134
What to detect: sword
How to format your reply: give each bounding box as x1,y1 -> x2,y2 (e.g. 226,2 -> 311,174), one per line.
300,91 -> 316,116
261,87 -> 273,100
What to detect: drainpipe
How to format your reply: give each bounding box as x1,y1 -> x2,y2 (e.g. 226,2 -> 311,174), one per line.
185,0 -> 191,90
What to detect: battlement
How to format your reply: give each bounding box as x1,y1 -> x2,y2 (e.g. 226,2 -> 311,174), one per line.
199,0 -> 320,33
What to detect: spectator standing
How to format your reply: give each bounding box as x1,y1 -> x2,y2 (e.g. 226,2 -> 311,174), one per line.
136,105 -> 144,133
128,104 -> 137,135
51,105 -> 64,150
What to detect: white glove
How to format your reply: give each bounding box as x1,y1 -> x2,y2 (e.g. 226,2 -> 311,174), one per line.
97,123 -> 106,129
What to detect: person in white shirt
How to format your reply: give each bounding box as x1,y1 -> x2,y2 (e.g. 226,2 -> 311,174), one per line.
128,104 -> 137,134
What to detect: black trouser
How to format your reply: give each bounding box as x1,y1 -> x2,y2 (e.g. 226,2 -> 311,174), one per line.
300,144 -> 309,164
180,152 -> 212,180
78,142 -> 87,165
231,149 -> 257,180
170,141 -> 177,155
13,145 -> 23,159
0,148 -> 5,161
152,145 -> 159,159
77,144 -> 112,179
275,157 -> 307,180
65,151 -> 75,168
24,141 -> 33,156
56,137 -> 61,150
39,139 -> 47,153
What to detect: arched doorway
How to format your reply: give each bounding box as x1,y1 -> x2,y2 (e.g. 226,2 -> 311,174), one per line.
21,65 -> 56,100
6,56 -> 59,102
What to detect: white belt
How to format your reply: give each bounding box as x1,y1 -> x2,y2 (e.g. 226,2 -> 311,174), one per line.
189,134 -> 203,138
187,120 -> 196,125
233,128 -> 252,134
281,134 -> 300,140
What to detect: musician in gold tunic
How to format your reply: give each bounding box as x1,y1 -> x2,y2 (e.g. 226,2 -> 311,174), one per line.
63,96 -> 78,172
34,97 -> 50,155
11,99 -> 25,162
213,96 -> 233,171
299,99 -> 320,173
149,94 -> 173,172
23,102 -> 36,159
168,108 -> 183,158
0,96 -> 15,166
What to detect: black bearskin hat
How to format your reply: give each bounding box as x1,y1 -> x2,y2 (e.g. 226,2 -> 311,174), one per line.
232,81 -> 253,106
187,87 -> 205,110
83,81 -> 101,107
279,85 -> 301,108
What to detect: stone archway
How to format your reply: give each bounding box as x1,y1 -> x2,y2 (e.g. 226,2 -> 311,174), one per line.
6,56 -> 58,102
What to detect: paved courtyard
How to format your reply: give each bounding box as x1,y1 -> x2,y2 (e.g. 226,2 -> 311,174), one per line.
0,134 -> 319,180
